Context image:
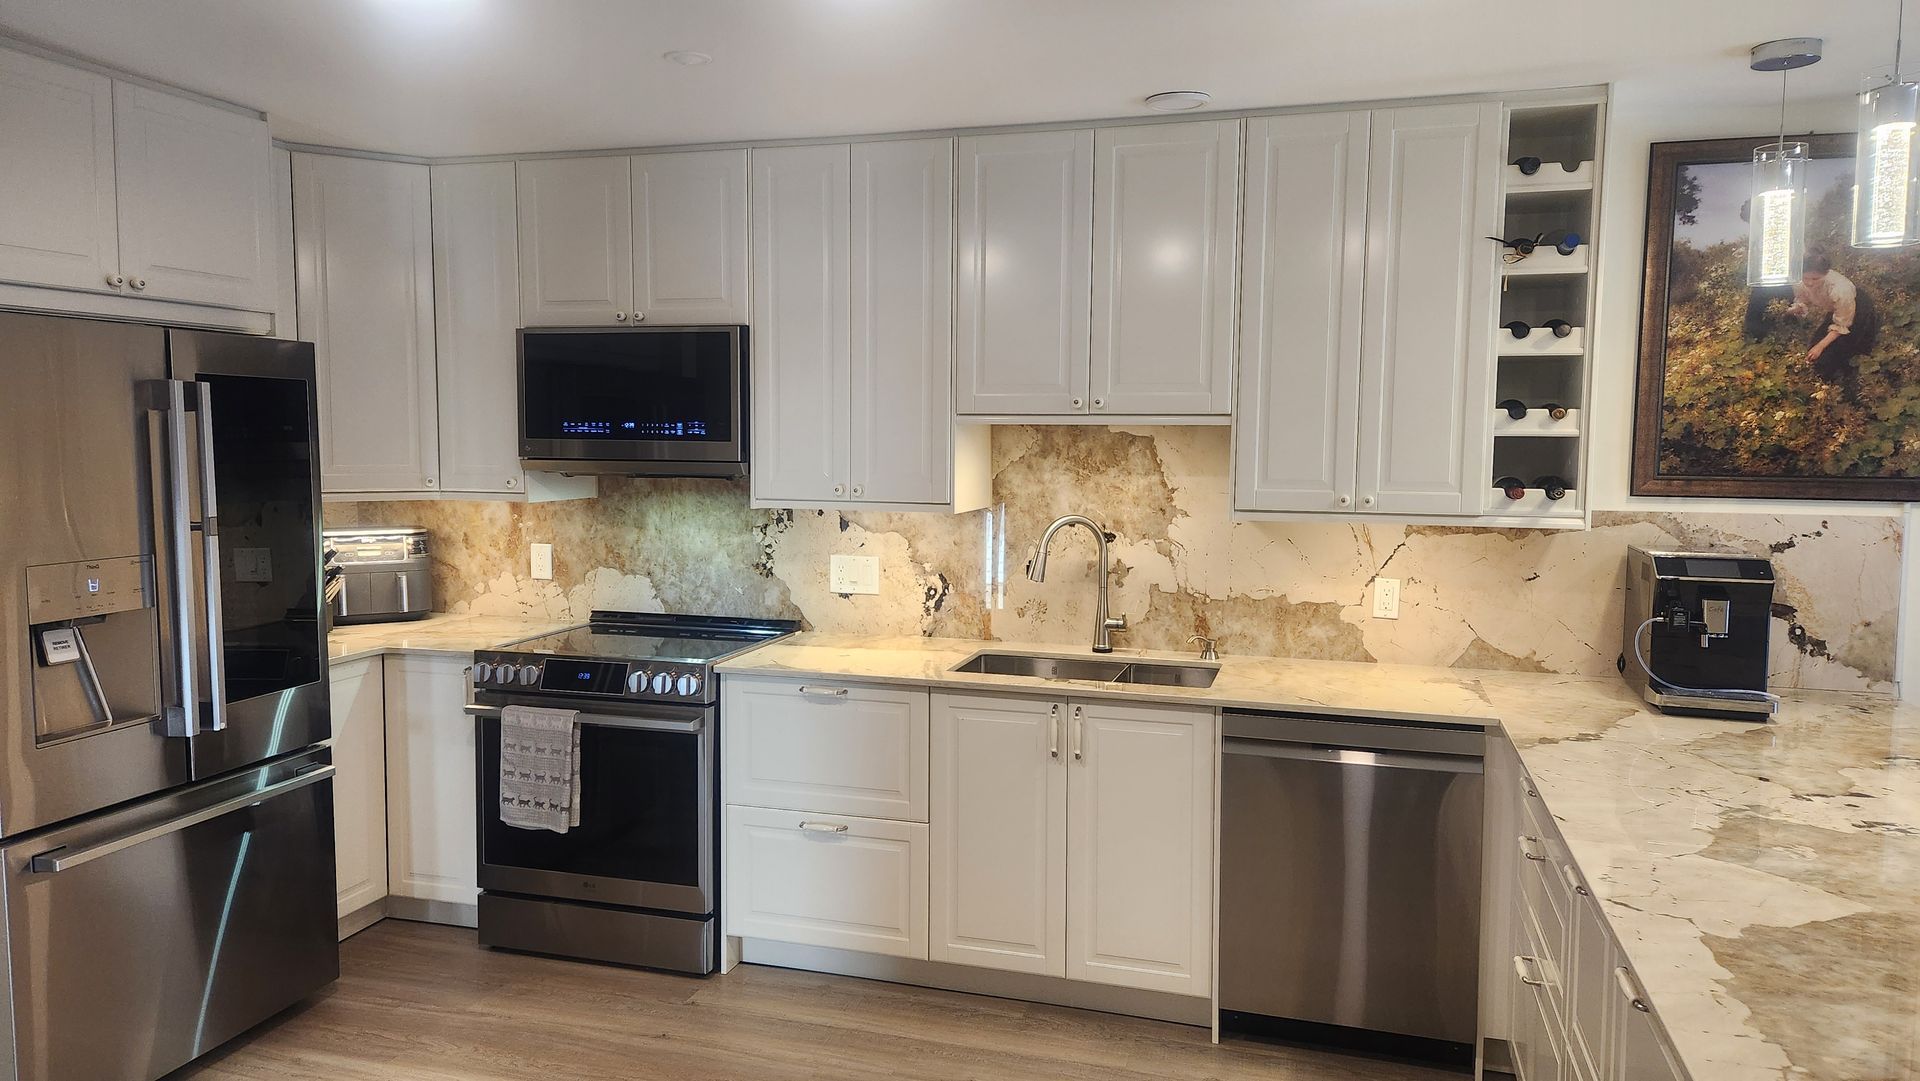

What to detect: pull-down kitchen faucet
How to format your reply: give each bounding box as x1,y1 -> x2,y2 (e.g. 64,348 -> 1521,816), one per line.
1027,514 -> 1127,654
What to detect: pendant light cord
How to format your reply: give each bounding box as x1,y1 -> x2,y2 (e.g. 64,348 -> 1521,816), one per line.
1897,0 -> 1908,82
1779,68 -> 1789,148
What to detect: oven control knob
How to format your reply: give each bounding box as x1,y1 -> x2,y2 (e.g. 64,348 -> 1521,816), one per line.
472,662 -> 493,684
675,673 -> 701,697
518,665 -> 541,686
494,664 -> 518,685
627,669 -> 649,694
650,671 -> 674,695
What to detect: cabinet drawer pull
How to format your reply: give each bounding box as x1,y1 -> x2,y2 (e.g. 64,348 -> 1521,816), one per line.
798,821 -> 849,833
1071,704 -> 1083,761
796,685 -> 849,698
1048,704 -> 1060,759
1520,777 -> 1538,799
1518,834 -> 1548,861
1513,954 -> 1547,988
1560,863 -> 1589,896
1614,966 -> 1651,1012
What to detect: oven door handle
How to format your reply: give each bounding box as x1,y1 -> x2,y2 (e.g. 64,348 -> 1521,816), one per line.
463,703 -> 704,734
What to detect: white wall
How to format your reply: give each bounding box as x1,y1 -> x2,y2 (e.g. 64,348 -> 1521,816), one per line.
1590,81 -> 1920,697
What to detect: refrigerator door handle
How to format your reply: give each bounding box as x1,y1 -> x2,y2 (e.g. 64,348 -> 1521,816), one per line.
189,380 -> 227,734
154,382 -> 199,738
27,765 -> 334,874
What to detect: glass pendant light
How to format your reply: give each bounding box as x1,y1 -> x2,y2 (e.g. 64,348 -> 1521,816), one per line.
1855,0 -> 1920,248
1748,39 -> 1822,287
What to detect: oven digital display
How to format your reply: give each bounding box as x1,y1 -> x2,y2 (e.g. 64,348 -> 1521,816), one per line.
538,659 -> 629,695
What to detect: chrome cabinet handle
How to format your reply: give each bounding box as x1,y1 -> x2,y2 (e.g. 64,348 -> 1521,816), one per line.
1071,705 -> 1083,761
1513,955 -> 1547,988
797,686 -> 849,698
1614,966 -> 1651,1012
1561,863 -> 1589,896
29,765 -> 334,874
798,821 -> 848,834
1048,704 -> 1060,759
1518,834 -> 1548,862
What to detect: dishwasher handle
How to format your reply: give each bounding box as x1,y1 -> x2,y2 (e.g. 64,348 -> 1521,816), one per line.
1222,735 -> 1483,775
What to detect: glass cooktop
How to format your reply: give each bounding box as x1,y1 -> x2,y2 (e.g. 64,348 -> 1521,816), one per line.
505,612 -> 799,666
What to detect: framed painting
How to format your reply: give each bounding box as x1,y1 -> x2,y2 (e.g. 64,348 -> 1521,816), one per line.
1633,133 -> 1920,499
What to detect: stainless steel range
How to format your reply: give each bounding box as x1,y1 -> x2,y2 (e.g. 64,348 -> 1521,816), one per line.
466,611 -> 796,974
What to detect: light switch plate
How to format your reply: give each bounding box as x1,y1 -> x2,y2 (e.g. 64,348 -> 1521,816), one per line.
1372,577 -> 1401,619
830,554 -> 880,595
530,543 -> 554,581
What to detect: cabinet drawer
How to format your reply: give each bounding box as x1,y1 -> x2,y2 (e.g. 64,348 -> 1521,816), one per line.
722,678 -> 928,821
1566,879 -> 1616,1081
1519,830 -> 1567,968
724,806 -> 928,959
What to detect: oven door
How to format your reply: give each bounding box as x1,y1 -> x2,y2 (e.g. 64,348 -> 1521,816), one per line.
471,700 -> 713,916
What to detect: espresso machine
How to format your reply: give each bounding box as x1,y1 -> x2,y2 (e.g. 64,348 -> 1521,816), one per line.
1619,547 -> 1777,720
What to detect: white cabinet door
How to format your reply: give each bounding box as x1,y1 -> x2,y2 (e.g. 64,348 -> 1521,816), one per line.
0,48 -> 119,294
516,156 -> 634,326
725,806 -> 928,959
328,656 -> 387,922
722,678 -> 928,822
111,82 -> 273,311
269,148 -> 298,339
382,653 -> 478,908
293,152 -> 440,494
954,129 -> 1093,415
929,693 -> 1066,977
431,161 -> 524,494
632,148 -> 749,324
850,137 -> 954,506
1065,699 -> 1214,996
1354,102 -> 1500,515
1234,112 -> 1370,513
1610,967 -> 1684,1081
1090,120 -> 1240,416
750,144 -> 851,505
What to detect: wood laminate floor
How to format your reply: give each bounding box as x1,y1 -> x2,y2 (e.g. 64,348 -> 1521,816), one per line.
171,920 -> 1464,1081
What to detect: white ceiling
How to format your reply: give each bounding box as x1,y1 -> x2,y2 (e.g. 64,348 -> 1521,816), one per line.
0,0 -> 1900,157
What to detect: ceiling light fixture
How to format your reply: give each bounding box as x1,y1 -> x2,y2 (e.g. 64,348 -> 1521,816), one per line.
663,50 -> 713,66
1855,0 -> 1920,248
1144,90 -> 1210,112
1747,38 -> 1822,287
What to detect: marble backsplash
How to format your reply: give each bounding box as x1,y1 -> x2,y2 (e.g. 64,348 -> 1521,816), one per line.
326,426 -> 1903,692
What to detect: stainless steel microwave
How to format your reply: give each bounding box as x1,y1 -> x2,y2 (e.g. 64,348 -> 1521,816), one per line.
518,325 -> 749,477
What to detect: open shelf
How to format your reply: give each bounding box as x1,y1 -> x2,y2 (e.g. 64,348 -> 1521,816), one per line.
1493,408 -> 1582,437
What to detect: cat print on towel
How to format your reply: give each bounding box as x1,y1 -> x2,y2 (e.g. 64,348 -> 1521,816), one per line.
498,704 -> 582,833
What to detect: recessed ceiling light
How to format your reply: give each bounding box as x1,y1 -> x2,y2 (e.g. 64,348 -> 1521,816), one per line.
663,50 -> 713,66
1145,90 -> 1210,112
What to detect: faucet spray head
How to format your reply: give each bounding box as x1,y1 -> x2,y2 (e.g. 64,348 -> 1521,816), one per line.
1026,549 -> 1048,582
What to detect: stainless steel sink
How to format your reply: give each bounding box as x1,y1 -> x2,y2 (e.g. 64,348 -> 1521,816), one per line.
952,652 -> 1218,689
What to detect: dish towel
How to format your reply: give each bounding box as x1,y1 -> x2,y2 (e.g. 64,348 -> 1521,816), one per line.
498,704 -> 581,833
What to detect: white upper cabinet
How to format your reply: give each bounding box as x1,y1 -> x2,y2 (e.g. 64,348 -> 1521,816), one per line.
1354,102 -> 1501,515
1233,101 -> 1501,520
0,48 -> 119,293
750,144 -> 851,506
955,129 -> 1093,416
431,161 -> 528,494
850,138 -> 957,506
294,152 -> 440,495
632,149 -> 749,323
1090,120 -> 1240,416
1235,111 -> 1370,513
112,82 -> 274,311
516,155 -> 635,326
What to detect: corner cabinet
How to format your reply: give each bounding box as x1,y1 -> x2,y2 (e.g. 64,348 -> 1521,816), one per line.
928,692 -> 1215,997
1234,102 -> 1501,518
750,140 -> 987,512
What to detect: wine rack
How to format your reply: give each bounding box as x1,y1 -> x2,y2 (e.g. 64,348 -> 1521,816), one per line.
1487,98 -> 1603,525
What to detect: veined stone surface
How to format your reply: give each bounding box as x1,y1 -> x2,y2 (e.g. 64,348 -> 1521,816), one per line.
326,426 -> 1901,692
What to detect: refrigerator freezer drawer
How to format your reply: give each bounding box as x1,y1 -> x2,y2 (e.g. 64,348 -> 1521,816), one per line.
0,751 -> 339,1081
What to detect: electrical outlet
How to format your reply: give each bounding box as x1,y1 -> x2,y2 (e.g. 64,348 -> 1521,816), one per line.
232,547 -> 273,584
829,554 -> 880,596
1372,576 -> 1401,619
530,543 -> 554,581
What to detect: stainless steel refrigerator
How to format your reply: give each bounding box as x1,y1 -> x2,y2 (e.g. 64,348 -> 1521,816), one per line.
0,312 -> 338,1081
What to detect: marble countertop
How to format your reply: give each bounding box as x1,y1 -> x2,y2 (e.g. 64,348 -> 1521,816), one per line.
326,613 -> 577,664
718,634 -> 1920,1081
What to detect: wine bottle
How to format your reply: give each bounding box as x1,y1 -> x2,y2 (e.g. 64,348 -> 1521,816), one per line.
1544,402 -> 1569,420
1503,320 -> 1532,339
1536,475 -> 1569,500
1512,155 -> 1543,175
1543,319 -> 1575,338
1497,398 -> 1529,420
1494,475 -> 1528,500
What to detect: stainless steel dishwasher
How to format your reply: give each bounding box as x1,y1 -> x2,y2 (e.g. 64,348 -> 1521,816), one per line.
1219,711 -> 1484,1062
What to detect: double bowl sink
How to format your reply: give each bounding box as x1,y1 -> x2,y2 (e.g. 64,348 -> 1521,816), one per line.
952,651 -> 1218,689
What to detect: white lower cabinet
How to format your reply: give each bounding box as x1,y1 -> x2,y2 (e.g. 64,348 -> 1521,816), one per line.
382,653 -> 478,909
725,806 -> 928,959
328,656 -> 388,924
723,678 -> 927,822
